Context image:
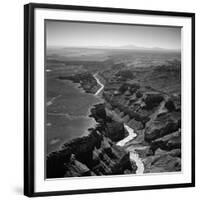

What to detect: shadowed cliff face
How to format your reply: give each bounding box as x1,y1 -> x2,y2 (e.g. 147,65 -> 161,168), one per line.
47,104 -> 137,179
90,104 -> 127,142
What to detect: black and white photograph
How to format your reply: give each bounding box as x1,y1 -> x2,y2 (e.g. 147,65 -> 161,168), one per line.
46,20 -> 182,178
0,0 -> 199,199
23,3 -> 195,196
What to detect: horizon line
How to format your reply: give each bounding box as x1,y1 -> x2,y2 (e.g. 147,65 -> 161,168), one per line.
46,45 -> 181,51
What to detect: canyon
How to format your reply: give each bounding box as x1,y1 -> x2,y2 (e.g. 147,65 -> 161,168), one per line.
46,49 -> 181,178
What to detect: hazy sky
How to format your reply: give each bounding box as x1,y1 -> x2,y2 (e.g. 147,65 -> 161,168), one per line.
46,20 -> 181,50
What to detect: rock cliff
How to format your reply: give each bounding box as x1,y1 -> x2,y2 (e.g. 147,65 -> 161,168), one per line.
47,104 -> 137,178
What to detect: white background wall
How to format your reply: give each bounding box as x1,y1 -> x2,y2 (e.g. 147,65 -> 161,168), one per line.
0,0 -> 199,199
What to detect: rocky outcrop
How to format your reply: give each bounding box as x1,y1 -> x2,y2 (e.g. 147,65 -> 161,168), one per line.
106,121 -> 127,142
144,112 -> 181,142
143,93 -> 164,110
58,72 -> 100,94
143,152 -> 181,173
142,111 -> 181,173
150,130 -> 181,153
165,99 -> 176,111
90,104 -> 107,122
90,104 -> 128,142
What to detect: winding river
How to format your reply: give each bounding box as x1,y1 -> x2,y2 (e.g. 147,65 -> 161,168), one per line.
94,73 -> 104,96
116,125 -> 144,174
94,73 -> 144,174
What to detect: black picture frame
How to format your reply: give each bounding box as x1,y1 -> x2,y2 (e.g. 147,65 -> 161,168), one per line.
24,3 -> 195,197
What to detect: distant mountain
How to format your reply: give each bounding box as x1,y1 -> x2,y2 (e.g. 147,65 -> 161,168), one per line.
47,45 -> 180,52
118,45 -> 180,52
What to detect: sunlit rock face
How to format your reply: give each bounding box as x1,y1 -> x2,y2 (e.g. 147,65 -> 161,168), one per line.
144,112 -> 181,142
